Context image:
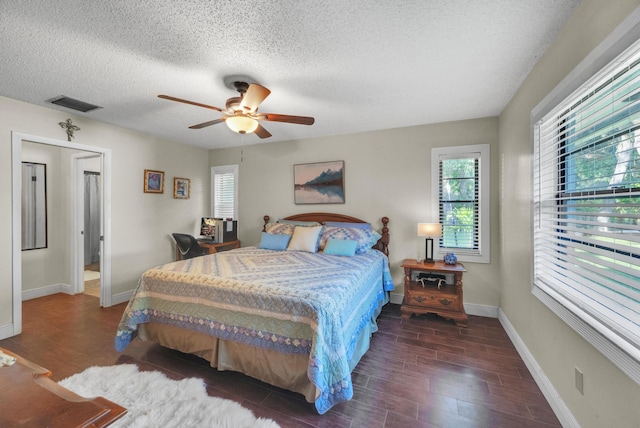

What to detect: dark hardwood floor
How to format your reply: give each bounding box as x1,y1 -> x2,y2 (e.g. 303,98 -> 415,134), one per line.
0,293 -> 561,427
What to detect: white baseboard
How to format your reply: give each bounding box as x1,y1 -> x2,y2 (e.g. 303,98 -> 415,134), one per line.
389,292 -> 403,305
19,282 -> 131,307
111,290 -> 133,306
0,323 -> 15,340
465,303 -> 499,318
498,309 -> 579,428
22,283 -> 73,301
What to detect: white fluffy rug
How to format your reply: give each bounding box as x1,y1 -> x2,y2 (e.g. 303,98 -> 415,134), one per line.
59,364 -> 280,428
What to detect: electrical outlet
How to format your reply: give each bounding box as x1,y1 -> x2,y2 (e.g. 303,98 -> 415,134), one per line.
575,367 -> 584,395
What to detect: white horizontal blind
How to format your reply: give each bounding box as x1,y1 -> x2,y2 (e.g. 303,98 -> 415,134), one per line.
533,40 -> 640,356
438,153 -> 480,254
211,165 -> 237,219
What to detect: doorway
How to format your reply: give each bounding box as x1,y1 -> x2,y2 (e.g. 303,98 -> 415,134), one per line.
11,131 -> 112,337
83,170 -> 101,298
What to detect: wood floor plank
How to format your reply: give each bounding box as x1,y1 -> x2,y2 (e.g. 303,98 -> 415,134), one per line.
0,293 -> 561,427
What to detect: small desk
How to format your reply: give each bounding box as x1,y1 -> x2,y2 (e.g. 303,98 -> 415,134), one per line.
175,240 -> 240,261
0,348 -> 126,427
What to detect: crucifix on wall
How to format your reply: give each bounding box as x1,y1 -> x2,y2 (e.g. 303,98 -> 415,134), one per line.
58,118 -> 80,141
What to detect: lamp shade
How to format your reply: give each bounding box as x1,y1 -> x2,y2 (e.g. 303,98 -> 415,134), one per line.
226,115 -> 259,134
417,223 -> 442,238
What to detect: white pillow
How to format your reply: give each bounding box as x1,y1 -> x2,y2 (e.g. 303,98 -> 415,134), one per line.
287,226 -> 323,253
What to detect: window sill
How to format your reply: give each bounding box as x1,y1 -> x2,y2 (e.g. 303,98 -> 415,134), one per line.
532,283 -> 640,385
436,250 -> 490,264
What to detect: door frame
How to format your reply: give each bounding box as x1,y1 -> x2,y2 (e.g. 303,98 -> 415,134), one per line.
71,153 -> 103,298
11,131 -> 112,336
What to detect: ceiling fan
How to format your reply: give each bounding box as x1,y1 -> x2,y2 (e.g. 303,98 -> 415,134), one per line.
158,81 -> 314,139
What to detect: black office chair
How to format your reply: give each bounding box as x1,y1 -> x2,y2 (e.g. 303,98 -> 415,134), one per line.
172,233 -> 208,259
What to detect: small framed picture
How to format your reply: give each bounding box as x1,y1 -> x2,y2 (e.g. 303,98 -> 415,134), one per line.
173,177 -> 190,199
144,169 -> 164,193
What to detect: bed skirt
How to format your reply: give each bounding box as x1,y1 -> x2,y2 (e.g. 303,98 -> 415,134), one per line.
137,295 -> 386,404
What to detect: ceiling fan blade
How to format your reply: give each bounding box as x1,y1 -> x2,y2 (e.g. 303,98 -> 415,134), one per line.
254,123 -> 272,139
189,118 -> 225,129
158,95 -> 223,112
261,113 -> 315,125
240,83 -> 271,113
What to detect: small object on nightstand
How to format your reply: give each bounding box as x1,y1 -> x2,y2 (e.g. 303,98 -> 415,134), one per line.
416,272 -> 447,288
444,252 -> 457,265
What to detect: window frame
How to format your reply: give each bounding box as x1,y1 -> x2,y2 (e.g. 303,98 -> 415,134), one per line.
210,164 -> 238,220
431,144 -> 490,263
531,11 -> 640,384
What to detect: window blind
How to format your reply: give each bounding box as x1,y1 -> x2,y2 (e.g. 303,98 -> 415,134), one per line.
438,154 -> 480,253
213,171 -> 235,219
533,40 -> 640,356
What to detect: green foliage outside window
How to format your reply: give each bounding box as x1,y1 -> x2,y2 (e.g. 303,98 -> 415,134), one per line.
440,158 -> 478,249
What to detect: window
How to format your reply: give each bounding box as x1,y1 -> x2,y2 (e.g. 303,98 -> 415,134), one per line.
533,38 -> 640,380
431,144 -> 490,263
211,164 -> 238,219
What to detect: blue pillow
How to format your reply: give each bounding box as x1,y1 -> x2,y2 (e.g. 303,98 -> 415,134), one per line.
323,239 -> 358,256
323,221 -> 371,230
319,227 -> 381,254
258,232 -> 291,251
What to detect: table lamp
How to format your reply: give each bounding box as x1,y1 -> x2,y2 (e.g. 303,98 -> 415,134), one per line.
417,223 -> 442,263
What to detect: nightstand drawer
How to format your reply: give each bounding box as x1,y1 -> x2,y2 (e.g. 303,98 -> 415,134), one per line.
406,288 -> 459,310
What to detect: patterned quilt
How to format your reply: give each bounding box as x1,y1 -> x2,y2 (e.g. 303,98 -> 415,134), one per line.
115,247 -> 394,414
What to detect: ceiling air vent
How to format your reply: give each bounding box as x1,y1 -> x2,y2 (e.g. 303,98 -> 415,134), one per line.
46,96 -> 102,113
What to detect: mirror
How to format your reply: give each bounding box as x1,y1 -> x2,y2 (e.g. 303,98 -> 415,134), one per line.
22,162 -> 47,250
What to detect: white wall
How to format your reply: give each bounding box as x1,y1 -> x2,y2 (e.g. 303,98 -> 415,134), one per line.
499,1 -> 640,426
20,142 -> 69,294
0,96 -> 211,331
209,117 -> 502,312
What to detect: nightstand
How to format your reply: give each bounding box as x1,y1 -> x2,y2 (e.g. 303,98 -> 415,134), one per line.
401,259 -> 468,327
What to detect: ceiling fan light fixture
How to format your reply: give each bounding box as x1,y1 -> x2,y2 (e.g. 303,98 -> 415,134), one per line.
226,115 -> 259,134
159,81 -> 314,139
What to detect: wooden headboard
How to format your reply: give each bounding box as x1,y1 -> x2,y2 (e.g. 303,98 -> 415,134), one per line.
262,213 -> 390,256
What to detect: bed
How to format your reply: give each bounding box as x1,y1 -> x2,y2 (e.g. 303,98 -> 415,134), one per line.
115,213 -> 392,414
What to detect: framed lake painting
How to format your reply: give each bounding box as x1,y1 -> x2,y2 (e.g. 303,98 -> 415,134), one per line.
294,160 -> 345,204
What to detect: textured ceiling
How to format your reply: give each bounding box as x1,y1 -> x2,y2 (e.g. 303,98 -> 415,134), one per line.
0,0 -> 581,149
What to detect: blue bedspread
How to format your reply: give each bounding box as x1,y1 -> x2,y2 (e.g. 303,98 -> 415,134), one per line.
115,247 -> 393,414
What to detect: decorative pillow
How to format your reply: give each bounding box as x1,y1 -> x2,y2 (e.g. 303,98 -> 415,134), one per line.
319,226 -> 382,254
323,221 -> 372,230
257,232 -> 291,251
323,239 -> 357,257
277,219 -> 322,227
264,223 -> 295,235
287,226 -> 323,253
